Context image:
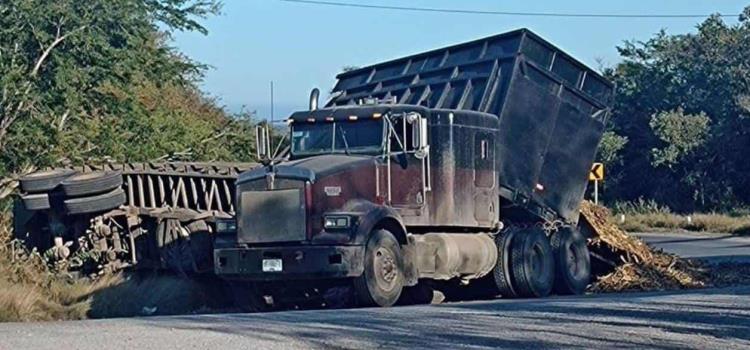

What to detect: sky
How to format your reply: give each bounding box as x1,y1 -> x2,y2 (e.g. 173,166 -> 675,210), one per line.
173,0 -> 747,119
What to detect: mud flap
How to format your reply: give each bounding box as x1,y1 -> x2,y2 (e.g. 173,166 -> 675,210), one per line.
402,235 -> 420,286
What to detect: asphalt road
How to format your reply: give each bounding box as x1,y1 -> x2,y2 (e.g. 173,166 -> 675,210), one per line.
1,231 -> 748,350
1,286 -> 749,349
636,232 -> 750,263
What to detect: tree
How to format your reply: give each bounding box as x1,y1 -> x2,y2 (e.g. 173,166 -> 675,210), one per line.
606,6 -> 750,211
649,109 -> 710,167
0,0 -> 259,184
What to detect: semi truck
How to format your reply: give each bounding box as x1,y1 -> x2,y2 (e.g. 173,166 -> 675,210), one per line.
213,29 -> 614,307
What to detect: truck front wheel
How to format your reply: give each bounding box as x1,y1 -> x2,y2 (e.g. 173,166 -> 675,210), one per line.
354,229 -> 405,307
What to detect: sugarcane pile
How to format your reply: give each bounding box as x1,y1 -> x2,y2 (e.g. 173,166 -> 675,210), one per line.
579,201 -> 710,292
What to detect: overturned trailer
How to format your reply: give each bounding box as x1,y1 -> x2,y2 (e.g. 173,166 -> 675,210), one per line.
214,29 -> 614,307
13,162 -> 256,274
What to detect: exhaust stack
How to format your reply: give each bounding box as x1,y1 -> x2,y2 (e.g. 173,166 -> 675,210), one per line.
309,88 -> 320,111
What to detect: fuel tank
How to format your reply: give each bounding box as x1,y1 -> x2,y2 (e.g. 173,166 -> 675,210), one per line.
412,233 -> 497,281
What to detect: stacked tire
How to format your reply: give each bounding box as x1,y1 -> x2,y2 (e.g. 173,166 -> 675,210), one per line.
19,169 -> 126,215
19,169 -> 77,211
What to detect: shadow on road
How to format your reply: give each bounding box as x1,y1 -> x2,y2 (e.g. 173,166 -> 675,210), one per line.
143,286 -> 750,349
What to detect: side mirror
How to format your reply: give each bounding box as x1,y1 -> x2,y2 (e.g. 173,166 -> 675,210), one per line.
255,125 -> 271,161
410,114 -> 429,159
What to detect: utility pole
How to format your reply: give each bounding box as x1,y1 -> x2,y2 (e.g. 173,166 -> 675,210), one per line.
271,80 -> 280,125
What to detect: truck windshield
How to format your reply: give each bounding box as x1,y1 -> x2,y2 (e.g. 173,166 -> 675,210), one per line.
291,119 -> 385,156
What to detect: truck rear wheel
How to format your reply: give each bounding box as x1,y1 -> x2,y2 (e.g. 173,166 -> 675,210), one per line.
492,227 -> 518,298
353,229 -> 404,307
510,227 -> 554,298
551,227 -> 590,295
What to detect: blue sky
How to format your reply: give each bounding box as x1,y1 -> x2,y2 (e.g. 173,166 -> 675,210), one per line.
173,0 -> 746,119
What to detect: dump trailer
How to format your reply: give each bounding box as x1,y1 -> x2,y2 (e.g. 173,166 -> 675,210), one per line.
215,28 -> 613,307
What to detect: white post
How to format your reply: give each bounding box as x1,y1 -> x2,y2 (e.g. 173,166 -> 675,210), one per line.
594,180 -> 599,205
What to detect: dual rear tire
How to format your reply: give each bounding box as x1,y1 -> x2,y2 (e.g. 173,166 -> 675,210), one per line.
492,225 -> 590,298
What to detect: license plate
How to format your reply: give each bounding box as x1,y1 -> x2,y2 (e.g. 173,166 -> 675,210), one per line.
262,259 -> 283,272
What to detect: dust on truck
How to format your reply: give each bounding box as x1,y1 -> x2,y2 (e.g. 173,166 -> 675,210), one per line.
214,29 -> 614,307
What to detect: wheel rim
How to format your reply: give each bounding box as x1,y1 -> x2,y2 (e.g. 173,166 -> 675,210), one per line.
373,247 -> 399,292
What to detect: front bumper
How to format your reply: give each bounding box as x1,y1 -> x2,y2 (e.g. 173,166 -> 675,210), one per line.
214,245 -> 365,280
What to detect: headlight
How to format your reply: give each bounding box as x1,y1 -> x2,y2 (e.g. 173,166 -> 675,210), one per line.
323,215 -> 351,229
216,219 -> 237,234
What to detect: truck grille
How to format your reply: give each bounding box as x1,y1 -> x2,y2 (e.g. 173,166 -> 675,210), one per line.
237,189 -> 306,243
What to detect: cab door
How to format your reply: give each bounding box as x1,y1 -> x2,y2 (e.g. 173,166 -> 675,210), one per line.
383,113 -> 429,215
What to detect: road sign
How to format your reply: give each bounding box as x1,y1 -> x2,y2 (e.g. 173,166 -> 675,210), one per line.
589,163 -> 604,181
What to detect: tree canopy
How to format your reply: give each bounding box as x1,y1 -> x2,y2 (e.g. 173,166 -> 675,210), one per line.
0,0 -> 255,182
602,6 -> 750,211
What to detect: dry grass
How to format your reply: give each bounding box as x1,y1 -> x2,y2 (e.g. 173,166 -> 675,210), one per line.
611,198 -> 750,235
0,210 -> 228,322
616,212 -> 750,235
0,212 -> 101,321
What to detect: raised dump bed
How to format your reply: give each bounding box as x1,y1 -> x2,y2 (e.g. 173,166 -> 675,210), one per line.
327,28 -> 614,223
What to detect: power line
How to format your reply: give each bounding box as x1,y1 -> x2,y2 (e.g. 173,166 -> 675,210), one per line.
279,0 -> 739,19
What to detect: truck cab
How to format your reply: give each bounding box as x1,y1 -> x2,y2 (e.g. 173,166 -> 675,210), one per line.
214,103 -> 502,307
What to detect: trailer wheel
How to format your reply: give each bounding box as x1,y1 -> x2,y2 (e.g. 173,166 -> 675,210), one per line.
354,229 -> 404,307
492,227 -> 518,298
187,220 -> 213,273
19,169 -> 76,193
63,188 -> 126,215
61,171 -> 123,197
510,227 -> 554,298
21,193 -> 51,211
551,226 -> 590,295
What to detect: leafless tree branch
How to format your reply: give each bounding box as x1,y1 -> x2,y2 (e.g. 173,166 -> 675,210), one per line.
57,109 -> 70,131
0,23 -> 87,148
31,24 -> 86,77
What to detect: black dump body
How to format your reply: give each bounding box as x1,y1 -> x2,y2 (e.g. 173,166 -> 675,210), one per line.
326,29 -> 613,223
